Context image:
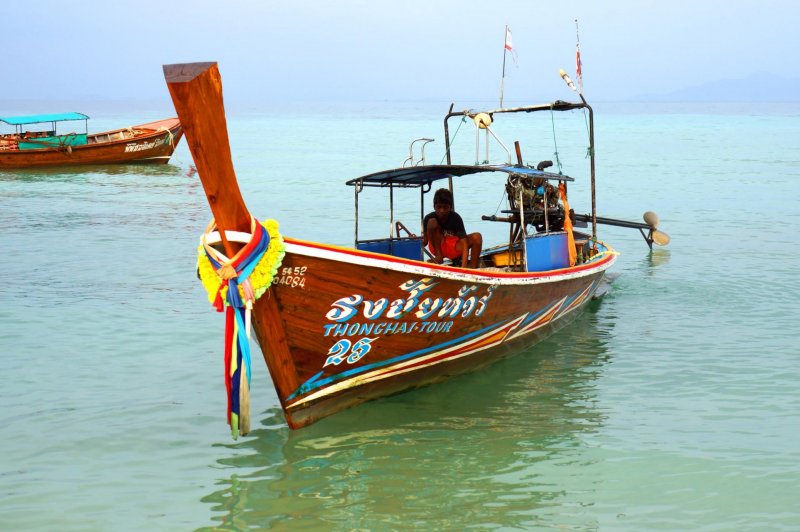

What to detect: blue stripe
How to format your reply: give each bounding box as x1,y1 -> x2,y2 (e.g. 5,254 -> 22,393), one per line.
287,317 -> 516,400
519,305 -> 548,327
233,307 -> 252,384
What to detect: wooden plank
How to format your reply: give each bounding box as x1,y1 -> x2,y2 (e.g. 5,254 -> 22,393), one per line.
163,62 -> 250,252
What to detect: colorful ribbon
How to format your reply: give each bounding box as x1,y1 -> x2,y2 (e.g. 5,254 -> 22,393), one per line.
199,217 -> 284,438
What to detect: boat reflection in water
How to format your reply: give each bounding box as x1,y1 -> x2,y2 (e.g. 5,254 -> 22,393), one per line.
199,303 -> 615,530
0,162 -> 188,182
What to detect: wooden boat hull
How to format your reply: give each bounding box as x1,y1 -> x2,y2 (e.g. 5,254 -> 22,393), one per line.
251,237 -> 616,428
0,118 -> 183,168
160,61 -> 635,432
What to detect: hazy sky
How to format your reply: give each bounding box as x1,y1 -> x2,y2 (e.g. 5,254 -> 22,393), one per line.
2,0 -> 797,104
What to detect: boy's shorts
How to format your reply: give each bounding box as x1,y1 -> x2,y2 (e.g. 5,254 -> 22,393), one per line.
429,235 -> 461,260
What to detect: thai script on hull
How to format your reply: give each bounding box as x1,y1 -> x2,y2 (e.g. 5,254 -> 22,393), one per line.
325,278 -> 495,323
124,137 -> 166,153
319,278 -> 495,369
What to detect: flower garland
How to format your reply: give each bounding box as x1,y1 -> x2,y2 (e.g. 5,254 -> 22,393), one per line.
197,216 -> 285,438
197,218 -> 285,307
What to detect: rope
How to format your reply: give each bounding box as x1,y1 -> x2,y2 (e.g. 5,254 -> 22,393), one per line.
157,126 -> 174,148
58,132 -> 77,148
198,216 -> 285,438
549,105 -> 563,173
587,249 -> 620,262
584,239 -> 620,263
440,111 -> 470,165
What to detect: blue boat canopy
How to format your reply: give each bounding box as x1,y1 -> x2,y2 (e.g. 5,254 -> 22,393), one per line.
0,112 -> 90,126
346,164 -> 574,188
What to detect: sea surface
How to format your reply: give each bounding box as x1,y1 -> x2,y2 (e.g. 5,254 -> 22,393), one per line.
1,100 -> 799,531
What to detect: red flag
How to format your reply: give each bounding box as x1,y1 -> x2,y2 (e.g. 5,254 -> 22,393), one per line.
505,27 -> 513,52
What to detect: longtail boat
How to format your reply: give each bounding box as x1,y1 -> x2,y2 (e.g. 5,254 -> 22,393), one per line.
0,112 -> 183,168
164,62 -> 668,434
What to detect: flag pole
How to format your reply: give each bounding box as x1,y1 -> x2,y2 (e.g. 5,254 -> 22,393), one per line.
575,19 -> 583,94
500,25 -> 508,108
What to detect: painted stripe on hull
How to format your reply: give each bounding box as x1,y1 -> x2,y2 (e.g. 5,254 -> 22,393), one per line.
503,277 -> 599,342
285,318 -> 509,402
286,280 -> 601,410
287,314 -> 528,410
283,240 -> 616,286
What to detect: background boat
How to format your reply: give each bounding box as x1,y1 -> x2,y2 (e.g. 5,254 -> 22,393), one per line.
0,115 -> 183,168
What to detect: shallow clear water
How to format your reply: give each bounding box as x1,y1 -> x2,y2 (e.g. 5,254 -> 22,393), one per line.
1,101 -> 798,530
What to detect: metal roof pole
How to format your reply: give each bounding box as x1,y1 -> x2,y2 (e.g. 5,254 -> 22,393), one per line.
443,103 -> 454,165
577,94 -> 597,241
389,185 -> 394,244
354,183 -> 360,246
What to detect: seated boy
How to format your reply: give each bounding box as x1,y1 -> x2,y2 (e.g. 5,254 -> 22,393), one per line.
422,188 -> 482,268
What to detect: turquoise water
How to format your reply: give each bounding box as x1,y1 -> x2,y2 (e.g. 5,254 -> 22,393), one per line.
1,101 -> 799,530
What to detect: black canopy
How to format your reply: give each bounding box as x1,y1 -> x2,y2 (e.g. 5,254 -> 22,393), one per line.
346,164 -> 574,188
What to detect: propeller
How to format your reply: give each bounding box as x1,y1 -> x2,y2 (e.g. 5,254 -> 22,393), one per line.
644,211 -> 670,246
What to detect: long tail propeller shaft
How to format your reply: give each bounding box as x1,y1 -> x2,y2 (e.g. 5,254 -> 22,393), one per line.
573,211 -> 670,250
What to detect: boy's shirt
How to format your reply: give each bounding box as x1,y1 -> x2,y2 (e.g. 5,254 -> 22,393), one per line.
423,211 -> 467,239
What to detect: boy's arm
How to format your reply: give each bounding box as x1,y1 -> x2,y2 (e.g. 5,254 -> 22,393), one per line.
423,214 -> 444,263
453,212 -> 468,239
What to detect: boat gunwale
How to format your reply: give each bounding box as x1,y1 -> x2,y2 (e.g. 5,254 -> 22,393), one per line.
282,236 -> 617,284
